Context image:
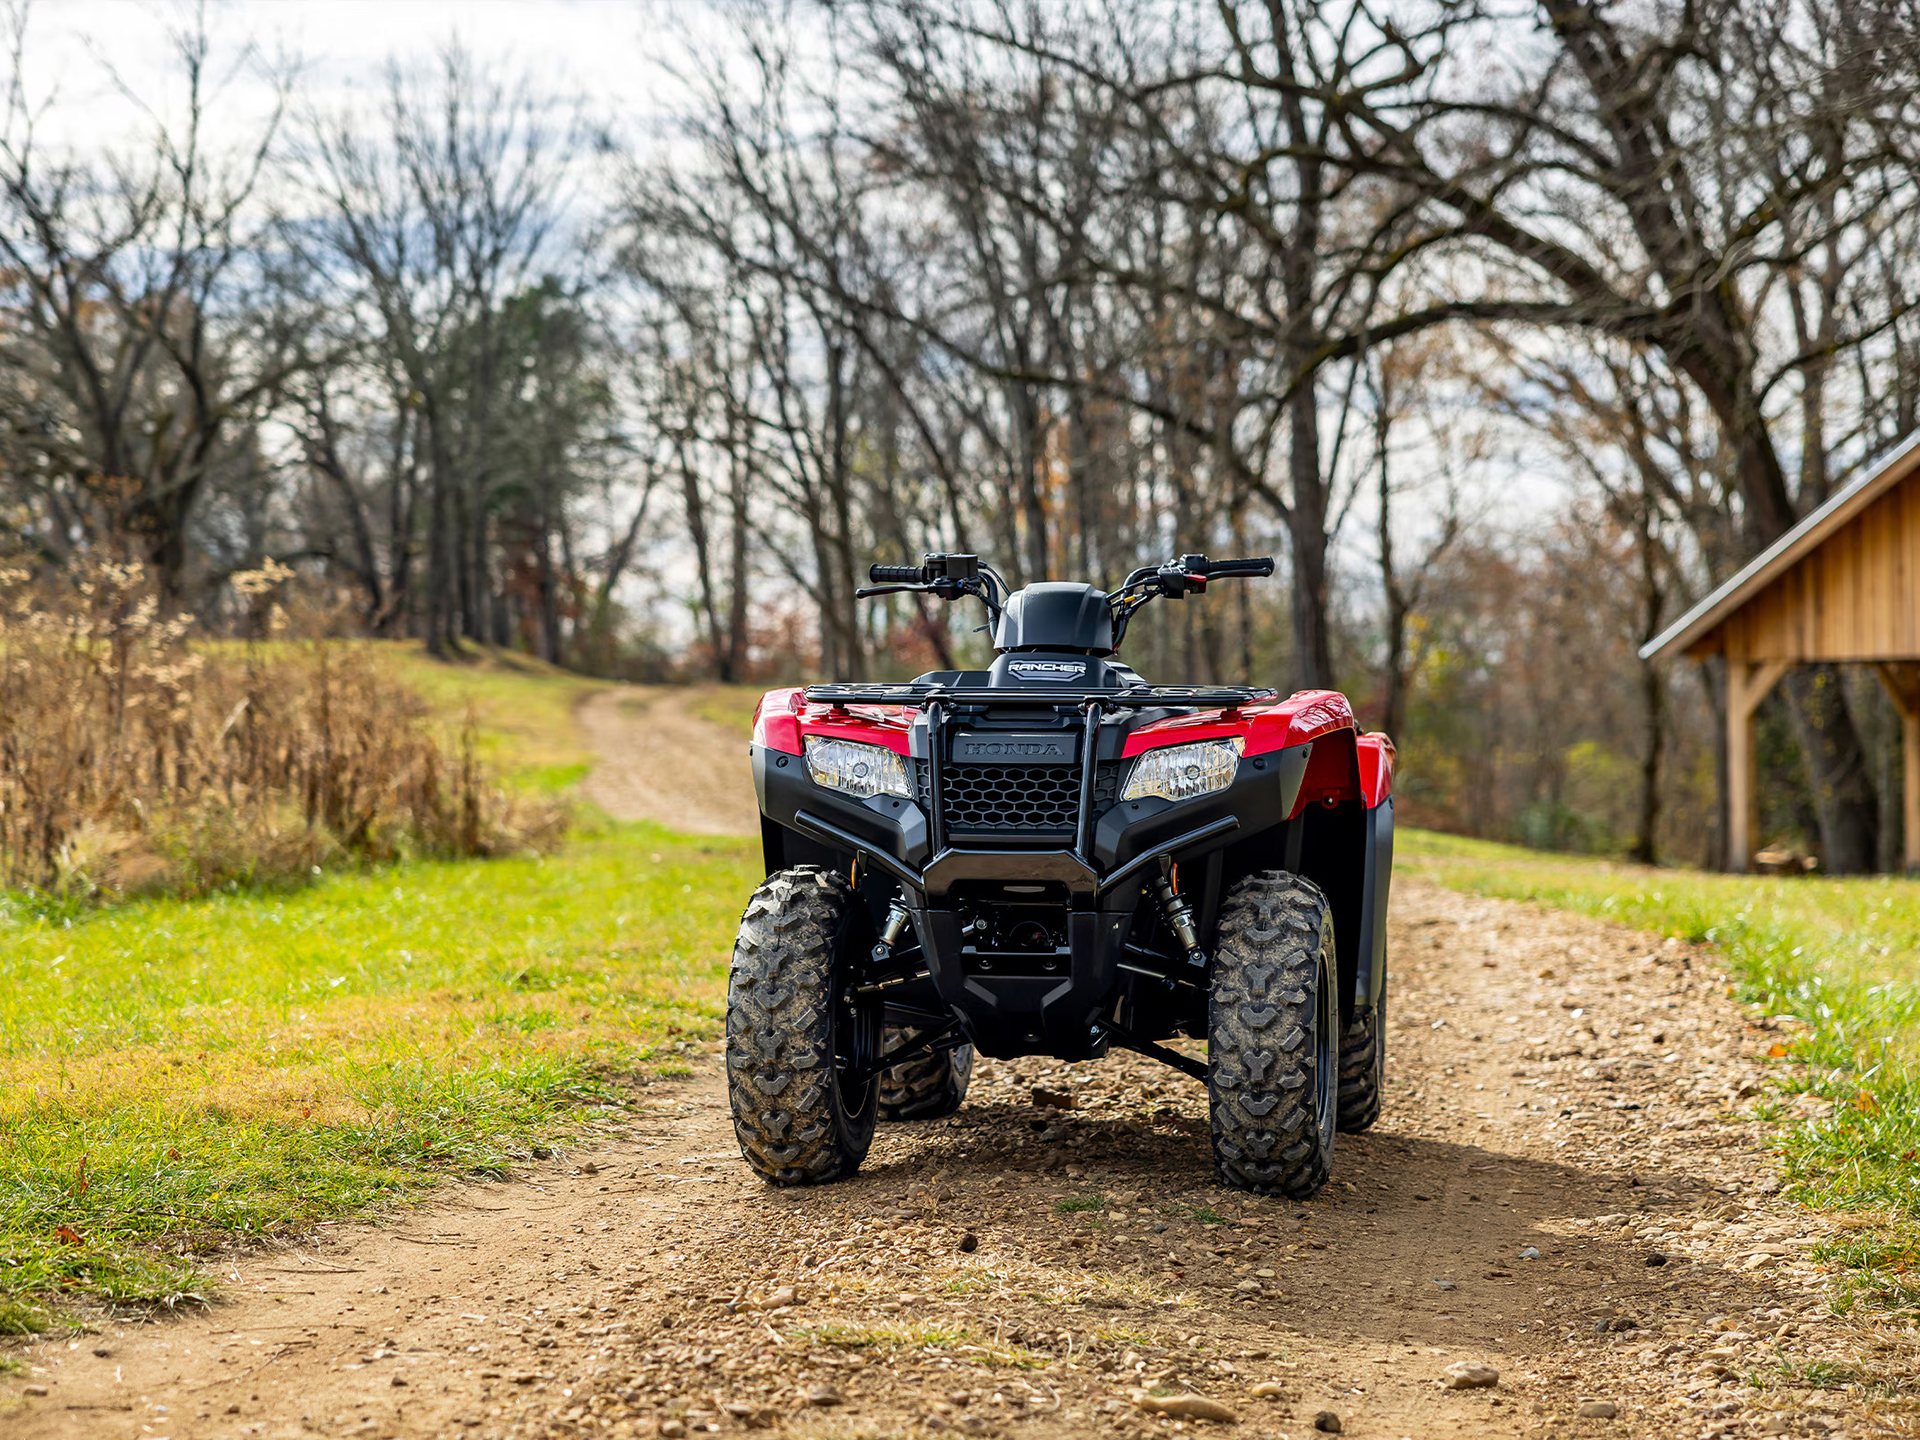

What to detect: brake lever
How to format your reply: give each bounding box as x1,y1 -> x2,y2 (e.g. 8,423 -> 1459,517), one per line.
854,584 -> 927,599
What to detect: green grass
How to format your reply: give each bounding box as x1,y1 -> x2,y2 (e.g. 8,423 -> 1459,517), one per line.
0,821 -> 755,1322
685,683 -> 766,741
1056,1194 -> 1106,1213
374,642 -> 605,791
1401,828 -> 1920,1304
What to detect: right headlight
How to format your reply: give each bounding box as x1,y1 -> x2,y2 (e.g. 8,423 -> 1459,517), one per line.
1121,737 -> 1244,803
802,735 -> 912,800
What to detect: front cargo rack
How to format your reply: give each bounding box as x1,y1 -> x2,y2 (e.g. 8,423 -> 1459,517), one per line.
802,681 -> 1277,708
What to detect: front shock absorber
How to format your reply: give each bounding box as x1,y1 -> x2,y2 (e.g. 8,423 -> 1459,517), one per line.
872,899 -> 912,963
1154,861 -> 1206,968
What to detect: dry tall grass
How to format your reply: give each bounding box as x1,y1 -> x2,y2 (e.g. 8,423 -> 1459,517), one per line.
0,562 -> 564,897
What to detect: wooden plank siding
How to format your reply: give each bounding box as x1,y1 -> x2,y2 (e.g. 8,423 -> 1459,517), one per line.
1700,480 -> 1920,662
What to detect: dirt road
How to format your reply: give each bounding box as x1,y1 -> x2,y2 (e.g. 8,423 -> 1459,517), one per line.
8,692 -> 1912,1440
577,689 -> 760,835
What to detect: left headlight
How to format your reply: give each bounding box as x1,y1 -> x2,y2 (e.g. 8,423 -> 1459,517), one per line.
803,736 -> 912,800
1121,737 -> 1244,803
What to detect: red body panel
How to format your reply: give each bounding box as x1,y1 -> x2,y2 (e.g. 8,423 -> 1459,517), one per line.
1356,732 -> 1395,808
753,686 -> 914,757
754,682 -> 1394,809
1118,688 -> 1355,759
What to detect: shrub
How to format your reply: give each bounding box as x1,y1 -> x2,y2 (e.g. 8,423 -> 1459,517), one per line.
0,562 -> 564,897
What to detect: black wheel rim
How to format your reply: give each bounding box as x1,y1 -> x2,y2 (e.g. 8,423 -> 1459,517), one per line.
1314,941 -> 1338,1150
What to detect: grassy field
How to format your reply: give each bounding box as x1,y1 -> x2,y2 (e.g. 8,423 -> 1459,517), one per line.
686,682 -> 768,741
0,642 -> 763,1331
0,822 -> 756,1329
366,641 -> 607,794
1403,829 -> 1920,1307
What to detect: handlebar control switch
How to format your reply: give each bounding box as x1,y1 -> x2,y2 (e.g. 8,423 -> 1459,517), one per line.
924,553 -> 979,582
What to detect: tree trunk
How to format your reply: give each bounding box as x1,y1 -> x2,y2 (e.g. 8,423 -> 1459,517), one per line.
1286,376 -> 1334,691
725,453 -> 751,682
682,460 -> 728,681
1629,505 -> 1665,865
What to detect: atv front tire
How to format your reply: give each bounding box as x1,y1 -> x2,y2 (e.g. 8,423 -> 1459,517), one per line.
1336,986 -> 1386,1133
878,1029 -> 974,1121
1208,870 -> 1339,1198
726,866 -> 880,1185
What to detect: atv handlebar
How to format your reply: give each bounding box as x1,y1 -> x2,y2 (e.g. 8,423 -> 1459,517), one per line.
858,554 -> 1007,620
1202,557 -> 1275,578
857,550 -> 1274,651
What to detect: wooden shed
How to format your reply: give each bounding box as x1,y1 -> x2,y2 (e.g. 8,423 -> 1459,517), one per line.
1642,432 -> 1920,871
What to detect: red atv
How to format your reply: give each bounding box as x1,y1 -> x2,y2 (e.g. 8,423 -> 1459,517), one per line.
729,553 -> 1393,1198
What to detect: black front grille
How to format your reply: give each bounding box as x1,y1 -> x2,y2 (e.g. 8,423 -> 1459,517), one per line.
944,764 -> 1081,832
916,757 -> 1127,835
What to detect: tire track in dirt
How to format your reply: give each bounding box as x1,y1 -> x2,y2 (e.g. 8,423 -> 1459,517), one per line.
8,691 -> 1912,1440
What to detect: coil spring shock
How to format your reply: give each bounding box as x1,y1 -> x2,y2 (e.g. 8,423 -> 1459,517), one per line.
1154,861 -> 1206,968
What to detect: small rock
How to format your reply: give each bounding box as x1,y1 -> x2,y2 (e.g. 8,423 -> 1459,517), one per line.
807,1385 -> 847,1407
1518,1247 -> 1541,1261
1134,1392 -> 1238,1423
751,1285 -> 797,1311
1250,1381 -> 1288,1400
1314,1410 -> 1343,1433
1031,1086 -> 1076,1110
958,1233 -> 979,1254
1434,1279 -> 1457,1291
390,1375 -> 408,1388
1644,1251 -> 1669,1267
23,1385 -> 48,1397
530,1145 -> 553,1160
579,1160 -> 599,1175
91,1348 -> 111,1358
1756,1417 -> 1790,1435
660,1421 -> 687,1438
1577,1400 -> 1618,1419
1441,1362 -> 1500,1390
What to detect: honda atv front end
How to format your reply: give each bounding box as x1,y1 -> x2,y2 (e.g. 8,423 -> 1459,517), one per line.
724,553 -> 1394,1198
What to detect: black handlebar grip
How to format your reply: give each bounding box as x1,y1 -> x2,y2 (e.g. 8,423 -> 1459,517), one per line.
868,564 -> 926,584
1206,557 -> 1275,577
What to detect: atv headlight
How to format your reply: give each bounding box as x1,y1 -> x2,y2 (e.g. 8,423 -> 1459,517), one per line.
803,736 -> 911,800
1122,737 -> 1244,803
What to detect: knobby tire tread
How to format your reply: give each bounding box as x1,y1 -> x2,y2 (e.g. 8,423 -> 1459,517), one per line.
725,866 -> 875,1185
878,1033 -> 974,1121
1208,870 -> 1336,1199
1336,988 -> 1385,1133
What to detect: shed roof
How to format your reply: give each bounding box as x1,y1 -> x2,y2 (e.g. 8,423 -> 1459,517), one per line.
1640,429 -> 1920,661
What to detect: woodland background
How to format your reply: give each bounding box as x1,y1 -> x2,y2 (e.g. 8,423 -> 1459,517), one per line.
5,0 -> 1918,871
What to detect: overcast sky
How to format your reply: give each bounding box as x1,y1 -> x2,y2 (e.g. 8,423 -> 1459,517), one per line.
15,1 -> 687,149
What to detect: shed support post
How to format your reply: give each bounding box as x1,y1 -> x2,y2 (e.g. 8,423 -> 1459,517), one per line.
1726,658 -> 1789,872
1873,663 -> 1920,873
